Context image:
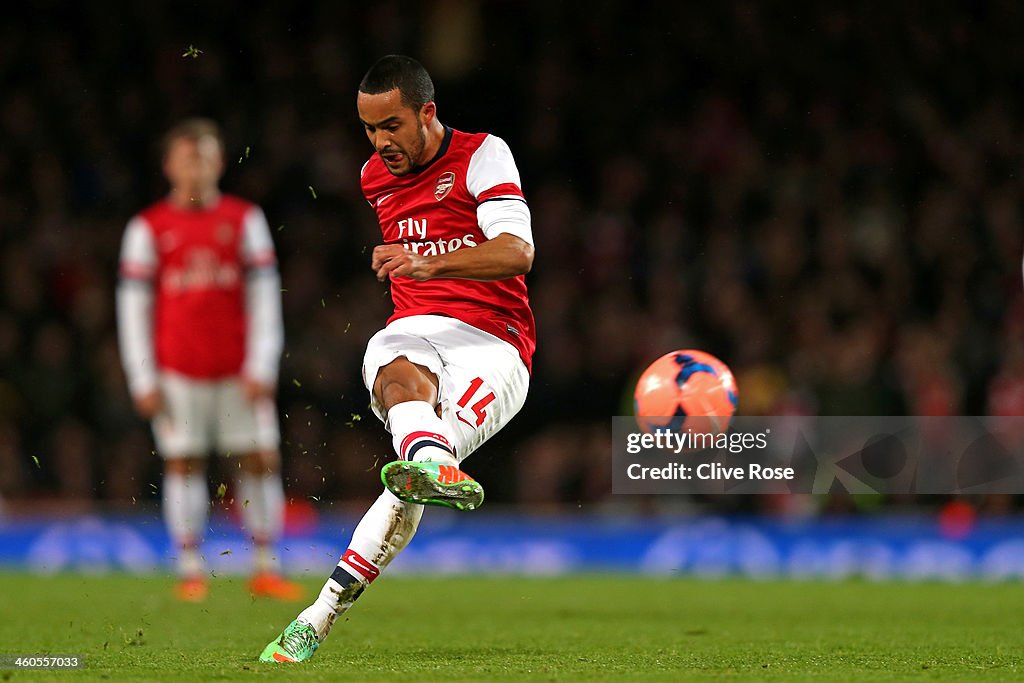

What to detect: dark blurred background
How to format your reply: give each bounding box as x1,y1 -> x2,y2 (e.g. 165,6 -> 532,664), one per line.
2,0 -> 1023,515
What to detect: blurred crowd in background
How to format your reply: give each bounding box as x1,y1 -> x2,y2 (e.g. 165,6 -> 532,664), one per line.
2,1 -> 1023,514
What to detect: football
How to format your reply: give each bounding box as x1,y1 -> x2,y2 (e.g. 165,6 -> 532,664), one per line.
633,349 -> 739,435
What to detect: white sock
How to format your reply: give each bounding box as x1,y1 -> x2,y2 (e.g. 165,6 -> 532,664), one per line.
386,400 -> 458,466
177,547 -> 204,578
236,471 -> 286,573
348,489 -> 423,568
297,489 -> 424,640
163,471 -> 209,577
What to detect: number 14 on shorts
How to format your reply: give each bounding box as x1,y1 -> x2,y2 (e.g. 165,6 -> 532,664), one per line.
455,377 -> 495,428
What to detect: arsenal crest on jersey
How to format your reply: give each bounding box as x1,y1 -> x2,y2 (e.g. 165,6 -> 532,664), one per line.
434,171 -> 456,201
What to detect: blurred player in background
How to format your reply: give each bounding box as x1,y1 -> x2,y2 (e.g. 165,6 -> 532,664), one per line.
261,55 -> 535,662
117,118 -> 301,602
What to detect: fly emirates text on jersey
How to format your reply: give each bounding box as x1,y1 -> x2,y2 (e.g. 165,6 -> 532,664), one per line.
396,217 -> 478,257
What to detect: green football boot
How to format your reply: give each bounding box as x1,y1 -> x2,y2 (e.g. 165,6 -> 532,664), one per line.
259,619 -> 319,663
381,460 -> 484,511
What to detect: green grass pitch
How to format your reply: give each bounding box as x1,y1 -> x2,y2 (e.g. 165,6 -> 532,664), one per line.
0,573 -> 1021,681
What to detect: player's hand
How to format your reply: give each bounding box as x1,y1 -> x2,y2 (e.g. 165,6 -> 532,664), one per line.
372,244 -> 435,281
242,377 -> 275,402
133,390 -> 163,419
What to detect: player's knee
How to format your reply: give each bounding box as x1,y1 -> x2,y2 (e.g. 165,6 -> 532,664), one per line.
379,381 -> 427,408
238,451 -> 279,474
167,457 -> 204,476
375,358 -> 438,408
255,450 -> 280,473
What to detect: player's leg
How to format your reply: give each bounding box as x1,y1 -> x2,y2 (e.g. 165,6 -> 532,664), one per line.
260,475 -> 429,661
259,318 -> 530,663
380,317 -> 529,509
260,323 -> 445,662
153,372 -> 214,601
163,455 -> 209,601
260,487 -> 425,662
365,320 -> 478,511
375,357 -> 486,508
235,449 -> 302,600
269,320 -> 527,649
217,381 -> 300,600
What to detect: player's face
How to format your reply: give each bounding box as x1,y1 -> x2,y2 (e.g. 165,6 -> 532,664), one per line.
358,88 -> 432,176
163,135 -> 224,195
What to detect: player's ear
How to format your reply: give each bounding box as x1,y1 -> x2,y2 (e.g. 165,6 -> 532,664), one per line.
419,101 -> 437,126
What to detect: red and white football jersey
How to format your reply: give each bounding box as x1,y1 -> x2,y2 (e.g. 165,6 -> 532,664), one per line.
118,195 -> 279,383
361,128 -> 536,371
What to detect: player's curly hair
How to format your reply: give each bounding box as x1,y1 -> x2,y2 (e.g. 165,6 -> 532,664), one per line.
359,55 -> 435,112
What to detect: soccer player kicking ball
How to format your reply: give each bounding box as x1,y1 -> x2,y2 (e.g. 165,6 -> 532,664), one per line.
260,55 -> 535,663
117,119 -> 301,603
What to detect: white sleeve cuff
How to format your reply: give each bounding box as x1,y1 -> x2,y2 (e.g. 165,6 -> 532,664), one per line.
477,199 -> 534,246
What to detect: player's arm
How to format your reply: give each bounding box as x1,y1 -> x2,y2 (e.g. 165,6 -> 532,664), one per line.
240,206 -> 284,401
373,233 -> 532,282
115,217 -> 161,418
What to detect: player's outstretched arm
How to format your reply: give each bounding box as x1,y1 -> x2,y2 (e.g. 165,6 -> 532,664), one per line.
372,233 -> 533,282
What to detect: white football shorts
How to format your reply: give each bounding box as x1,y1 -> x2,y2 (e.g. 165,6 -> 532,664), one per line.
151,371 -> 280,458
362,314 -> 530,462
